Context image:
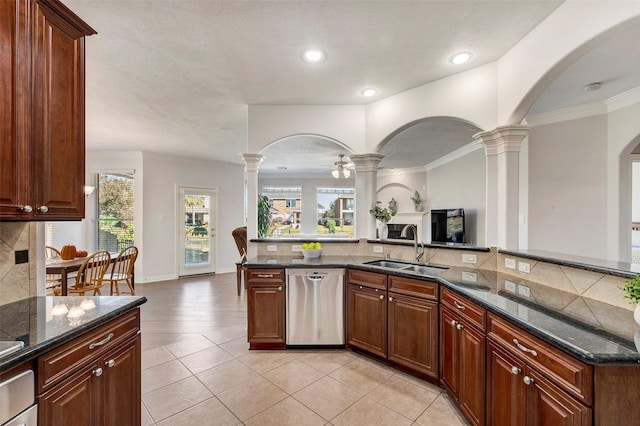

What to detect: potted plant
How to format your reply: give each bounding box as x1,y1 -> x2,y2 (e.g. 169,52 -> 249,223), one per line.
369,200 -> 397,239
620,275 -> 640,326
411,190 -> 424,212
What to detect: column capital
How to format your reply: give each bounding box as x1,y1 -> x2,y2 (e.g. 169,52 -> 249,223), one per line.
473,125 -> 532,156
350,153 -> 385,172
240,153 -> 264,172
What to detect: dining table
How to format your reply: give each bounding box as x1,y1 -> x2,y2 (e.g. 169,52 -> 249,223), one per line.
45,252 -> 129,296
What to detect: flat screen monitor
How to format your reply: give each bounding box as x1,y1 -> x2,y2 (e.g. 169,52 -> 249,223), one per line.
431,208 -> 465,244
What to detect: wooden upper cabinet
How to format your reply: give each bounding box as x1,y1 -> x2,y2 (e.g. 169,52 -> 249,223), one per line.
0,0 -> 95,220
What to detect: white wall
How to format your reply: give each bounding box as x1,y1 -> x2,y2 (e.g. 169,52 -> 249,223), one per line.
527,115 -> 608,259
426,149 -> 486,246
142,152 -> 244,282
376,168 -> 427,213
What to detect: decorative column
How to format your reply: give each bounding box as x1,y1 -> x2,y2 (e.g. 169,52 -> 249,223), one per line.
473,126 -> 531,250
350,154 -> 385,240
240,153 -> 264,259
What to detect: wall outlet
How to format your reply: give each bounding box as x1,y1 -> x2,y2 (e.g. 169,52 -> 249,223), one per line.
518,284 -> 531,298
505,258 -> 516,269
373,246 -> 384,253
15,250 -> 28,265
461,271 -> 477,282
266,259 -> 278,264
462,254 -> 477,264
518,262 -> 531,273
266,245 -> 278,252
505,280 -> 517,292
291,245 -> 302,252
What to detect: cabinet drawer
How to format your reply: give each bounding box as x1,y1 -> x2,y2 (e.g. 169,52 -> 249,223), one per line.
441,288 -> 486,331
388,275 -> 438,300
38,309 -> 140,392
487,313 -> 593,405
348,269 -> 387,290
246,268 -> 285,283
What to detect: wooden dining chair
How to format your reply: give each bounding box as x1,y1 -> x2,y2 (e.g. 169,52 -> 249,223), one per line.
109,246 -> 138,295
67,251 -> 112,296
232,227 -> 247,295
45,246 -> 63,295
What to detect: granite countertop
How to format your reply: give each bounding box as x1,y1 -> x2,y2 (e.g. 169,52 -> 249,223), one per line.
0,296 -> 147,374
245,255 -> 640,365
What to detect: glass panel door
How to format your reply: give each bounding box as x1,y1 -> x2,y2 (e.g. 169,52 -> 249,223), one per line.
178,187 -> 216,276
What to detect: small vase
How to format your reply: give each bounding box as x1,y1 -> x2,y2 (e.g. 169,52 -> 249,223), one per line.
635,303 -> 640,327
378,222 -> 388,240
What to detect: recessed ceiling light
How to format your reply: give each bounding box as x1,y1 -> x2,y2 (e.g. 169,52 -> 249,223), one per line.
583,82 -> 602,92
302,49 -> 326,63
449,51 -> 472,65
362,88 -> 377,97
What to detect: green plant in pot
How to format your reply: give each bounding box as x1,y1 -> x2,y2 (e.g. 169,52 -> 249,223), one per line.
411,190 -> 424,212
369,200 -> 396,239
619,275 -> 640,326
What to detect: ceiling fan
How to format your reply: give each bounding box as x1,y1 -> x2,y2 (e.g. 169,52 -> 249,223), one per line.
332,154 -> 353,178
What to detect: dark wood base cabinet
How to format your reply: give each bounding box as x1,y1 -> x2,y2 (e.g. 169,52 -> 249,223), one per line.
246,268 -> 286,349
37,309 -> 142,425
347,283 -> 387,358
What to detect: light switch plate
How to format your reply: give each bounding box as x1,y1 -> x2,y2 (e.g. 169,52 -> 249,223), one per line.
373,246 -> 384,253
505,258 -> 516,269
266,245 -> 278,252
518,284 -> 531,298
518,262 -> 531,273
462,254 -> 477,264
292,245 -> 302,252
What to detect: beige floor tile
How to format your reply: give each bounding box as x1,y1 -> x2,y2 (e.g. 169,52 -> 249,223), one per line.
142,346 -> 176,370
143,375 -> 213,422
219,336 -> 251,357
142,359 -> 192,393
415,394 -> 469,426
293,376 -> 363,421
291,350 -> 355,374
204,324 -> 248,344
331,397 -> 413,426
368,375 -> 441,420
141,332 -> 197,349
217,376 -> 288,421
244,396 -> 326,426
164,335 -> 215,358
237,350 -> 295,374
196,359 -> 259,395
156,397 -> 240,426
141,404 -> 154,426
178,344 -> 235,374
263,360 -> 325,394
328,358 -> 393,394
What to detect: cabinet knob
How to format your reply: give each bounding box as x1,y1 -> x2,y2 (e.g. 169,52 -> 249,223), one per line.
359,285 -> 363,289
451,320 -> 457,326
20,205 -> 33,213
277,286 -> 282,291
511,366 -> 521,375
389,296 -> 394,302
379,295 -> 384,300
523,376 -> 534,385
105,359 -> 115,368
93,367 -> 103,377
456,323 -> 464,330
37,205 -> 49,213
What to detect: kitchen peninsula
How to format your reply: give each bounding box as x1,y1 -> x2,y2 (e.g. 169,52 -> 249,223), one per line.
245,248 -> 640,426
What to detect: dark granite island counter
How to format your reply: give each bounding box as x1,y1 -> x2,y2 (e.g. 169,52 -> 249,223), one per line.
0,296 -> 146,374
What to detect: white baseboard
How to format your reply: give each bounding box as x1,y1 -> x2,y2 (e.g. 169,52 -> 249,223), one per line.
140,274 -> 177,283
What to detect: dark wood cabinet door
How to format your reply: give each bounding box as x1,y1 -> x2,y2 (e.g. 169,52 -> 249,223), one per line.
102,335 -> 142,426
31,0 -> 90,219
347,284 -> 387,358
0,0 -> 30,218
486,339 -> 526,426
39,361 -> 102,426
387,292 -> 438,377
459,320 -> 485,426
440,307 -> 461,399
248,283 -> 286,349
527,370 -> 591,426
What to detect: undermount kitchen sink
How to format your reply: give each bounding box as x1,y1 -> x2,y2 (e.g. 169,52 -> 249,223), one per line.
365,260 -> 449,276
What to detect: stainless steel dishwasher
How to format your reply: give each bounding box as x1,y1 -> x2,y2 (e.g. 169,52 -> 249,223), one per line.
286,268 -> 345,346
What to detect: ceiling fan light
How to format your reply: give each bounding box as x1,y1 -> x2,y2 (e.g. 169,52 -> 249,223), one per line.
343,168 -> 351,178
332,169 -> 340,178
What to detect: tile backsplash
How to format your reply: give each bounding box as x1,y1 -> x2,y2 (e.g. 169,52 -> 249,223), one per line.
0,221 -> 37,305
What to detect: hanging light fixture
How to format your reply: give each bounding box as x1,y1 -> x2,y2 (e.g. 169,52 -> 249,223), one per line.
332,154 -> 352,178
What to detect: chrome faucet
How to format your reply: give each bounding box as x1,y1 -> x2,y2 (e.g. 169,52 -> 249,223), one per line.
405,225 -> 424,262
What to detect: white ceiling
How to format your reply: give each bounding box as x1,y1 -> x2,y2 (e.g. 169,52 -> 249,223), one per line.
65,1 -> 637,172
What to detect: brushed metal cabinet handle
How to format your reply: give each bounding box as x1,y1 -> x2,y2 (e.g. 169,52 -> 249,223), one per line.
513,339 -> 538,357
453,300 -> 466,310
89,332 -> 114,350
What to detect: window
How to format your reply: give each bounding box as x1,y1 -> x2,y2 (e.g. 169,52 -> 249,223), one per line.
285,199 -> 296,208
93,173 -> 135,252
262,186 -> 302,236
317,187 -> 355,237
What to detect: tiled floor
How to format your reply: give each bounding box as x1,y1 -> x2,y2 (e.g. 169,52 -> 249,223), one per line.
136,273 -> 469,425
